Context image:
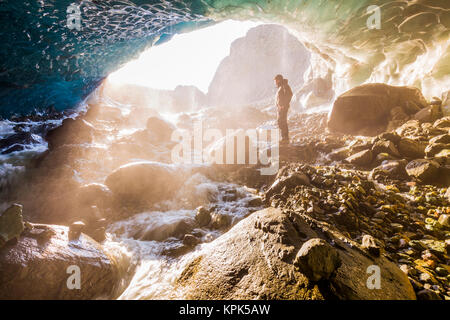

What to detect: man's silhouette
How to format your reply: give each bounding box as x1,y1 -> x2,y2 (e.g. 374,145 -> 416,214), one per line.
274,74 -> 293,143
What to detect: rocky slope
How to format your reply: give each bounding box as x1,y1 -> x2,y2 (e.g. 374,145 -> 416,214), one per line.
0,83 -> 448,300
175,207 -> 415,300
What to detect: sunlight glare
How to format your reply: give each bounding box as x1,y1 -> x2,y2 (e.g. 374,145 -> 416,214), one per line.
108,20 -> 261,93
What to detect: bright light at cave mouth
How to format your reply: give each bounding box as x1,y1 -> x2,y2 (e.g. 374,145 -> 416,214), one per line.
108,20 -> 261,93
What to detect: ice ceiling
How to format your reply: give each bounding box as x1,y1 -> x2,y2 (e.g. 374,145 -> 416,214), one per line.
0,0 -> 449,116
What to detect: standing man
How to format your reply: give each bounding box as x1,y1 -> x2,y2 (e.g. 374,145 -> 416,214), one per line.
274,74 -> 293,143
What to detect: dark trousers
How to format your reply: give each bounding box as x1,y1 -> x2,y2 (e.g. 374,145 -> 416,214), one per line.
277,107 -> 289,141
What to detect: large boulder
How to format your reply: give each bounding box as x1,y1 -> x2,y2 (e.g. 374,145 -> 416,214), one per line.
174,208 -> 415,300
293,238 -> 341,281
372,139 -> 400,158
0,223 -> 119,299
105,161 -> 184,206
398,138 -> 427,159
328,84 -> 427,136
146,116 -> 175,142
413,105 -> 441,123
429,134 -> 450,145
77,183 -> 113,210
433,116 -> 450,129
345,149 -> 373,166
109,211 -> 196,242
0,132 -> 41,155
405,159 -> 440,182
264,171 -> 310,201
369,160 -> 408,181
425,143 -> 450,158
0,204 -> 24,247
45,118 -> 96,149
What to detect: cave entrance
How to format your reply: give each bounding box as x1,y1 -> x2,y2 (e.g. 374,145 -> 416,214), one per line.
104,20 -> 260,114
101,20 -> 322,117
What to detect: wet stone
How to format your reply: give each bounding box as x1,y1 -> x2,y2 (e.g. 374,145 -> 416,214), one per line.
293,238 -> 341,282
361,234 -> 381,257
183,234 -> 200,247
0,204 -> 24,247
195,206 -> 211,227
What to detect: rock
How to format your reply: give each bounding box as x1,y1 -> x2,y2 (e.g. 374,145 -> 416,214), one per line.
372,152 -> 398,167
183,234 -> 200,247
369,160 -> 408,180
345,149 -> 373,166
416,289 -> 441,300
83,205 -> 104,223
437,166 -> 450,186
264,172 -> 310,201
161,242 -> 193,258
435,267 -> 448,277
45,118 -> 96,149
429,134 -> 450,145
438,214 -> 450,228
402,100 -> 422,115
110,130 -> 162,161
69,221 -> 85,240
0,224 -> 119,299
0,204 -> 24,247
441,91 -> 450,116
294,238 -> 341,281
372,139 -> 400,158
195,206 -> 211,227
140,218 -> 196,242
205,129 -> 261,166
433,116 -> 450,129
175,208 -> 416,300
390,106 -> 409,121
1,144 -> 25,154
88,226 -> 106,243
395,120 -> 421,136
349,140 -> 372,154
328,147 -> 350,161
391,223 -> 404,232
210,212 -> 232,230
328,84 -> 427,136
146,116 -> 175,142
398,138 -> 426,159
378,132 -> 401,144
77,183 -> 113,210
405,159 -> 440,182
361,235 -> 381,257
434,149 -> 450,164
105,161 -> 183,207
413,105 -> 441,123
0,132 -> 40,154
425,143 -> 449,158
223,191 -> 238,202
247,197 -> 263,207
422,123 -> 446,136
